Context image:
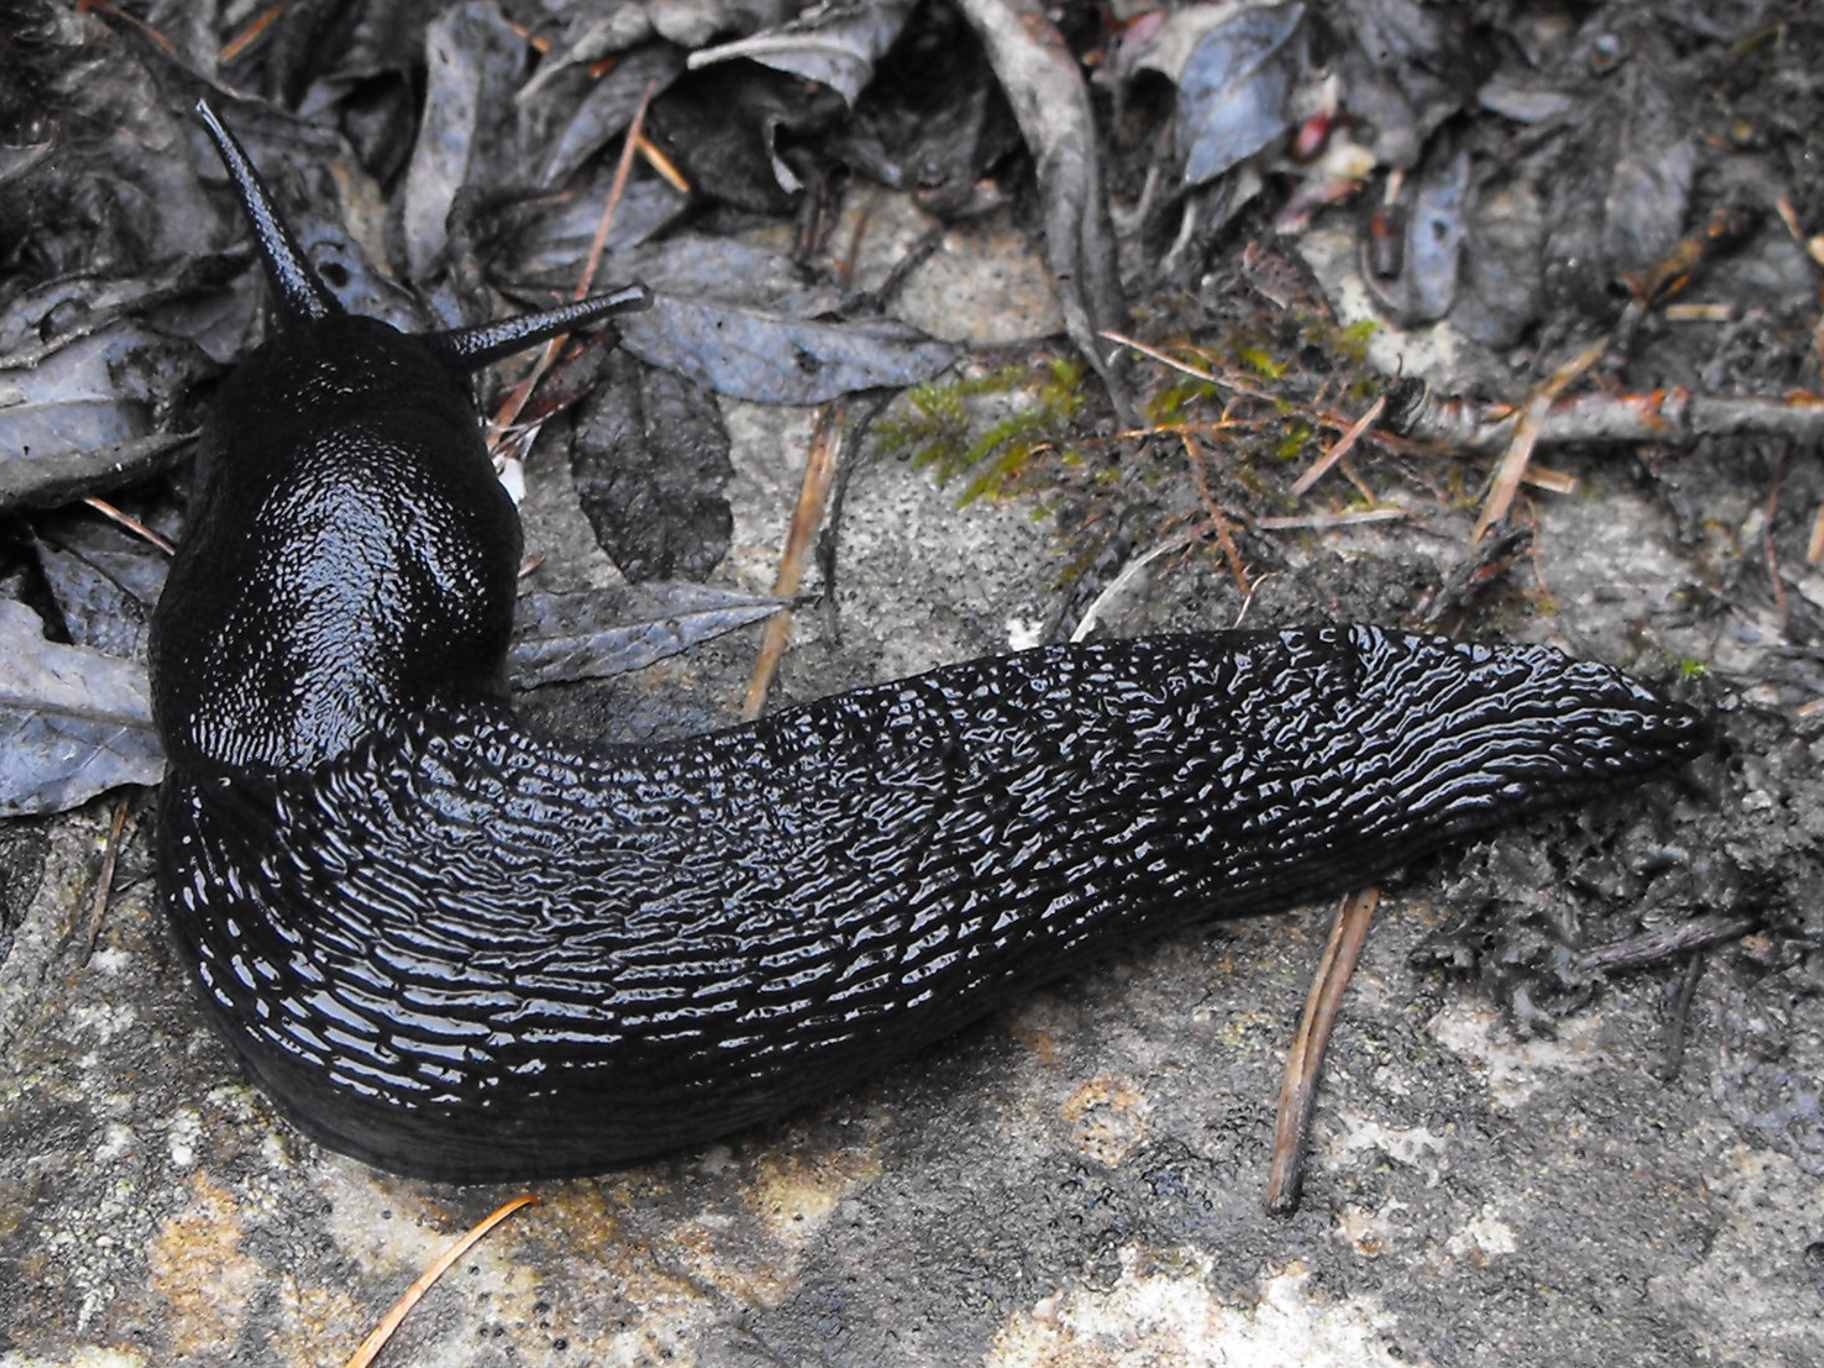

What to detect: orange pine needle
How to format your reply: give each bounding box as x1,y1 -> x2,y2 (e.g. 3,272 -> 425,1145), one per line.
83,496 -> 177,556
219,4 -> 284,63
342,1195 -> 539,1368
1290,393 -> 1386,497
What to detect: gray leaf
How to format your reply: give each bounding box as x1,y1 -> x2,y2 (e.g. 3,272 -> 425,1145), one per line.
0,318 -> 214,513
570,350 -> 733,584
0,600 -> 163,817
403,0 -> 526,278
617,291 -> 956,403
687,0 -> 917,107
509,583 -> 786,689
1176,3 -> 1306,186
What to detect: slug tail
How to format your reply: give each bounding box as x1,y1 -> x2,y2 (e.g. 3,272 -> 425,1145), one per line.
423,285 -> 652,371
194,98 -> 342,325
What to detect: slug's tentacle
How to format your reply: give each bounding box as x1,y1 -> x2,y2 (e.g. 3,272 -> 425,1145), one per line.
423,284 -> 653,371
157,627 -> 1704,1181
195,98 -> 342,325
194,96 -> 646,369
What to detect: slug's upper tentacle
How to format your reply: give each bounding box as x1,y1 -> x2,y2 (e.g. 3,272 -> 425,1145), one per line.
422,284 -> 652,371
157,626 -> 1705,1181
195,98 -> 342,326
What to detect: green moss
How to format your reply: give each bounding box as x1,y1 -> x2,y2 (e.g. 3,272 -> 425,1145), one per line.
873,364 -> 1029,477
1236,345 -> 1288,379
875,357 -> 1088,506
1274,423 -> 1314,462
1146,378 -> 1221,425
869,309 -> 1392,576
1678,658 -> 1709,678
1333,318 -> 1378,360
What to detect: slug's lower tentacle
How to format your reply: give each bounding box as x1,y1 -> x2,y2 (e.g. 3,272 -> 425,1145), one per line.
157,625 -> 1704,1181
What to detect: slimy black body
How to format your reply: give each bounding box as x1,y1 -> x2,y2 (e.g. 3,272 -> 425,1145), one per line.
151,101 -> 1707,1182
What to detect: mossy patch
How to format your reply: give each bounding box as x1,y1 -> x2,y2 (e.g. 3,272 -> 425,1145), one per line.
874,357 -> 1089,507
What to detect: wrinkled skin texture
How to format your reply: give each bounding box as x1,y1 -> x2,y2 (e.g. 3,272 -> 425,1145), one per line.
158,629 -> 1702,1180
151,103 -> 1708,1182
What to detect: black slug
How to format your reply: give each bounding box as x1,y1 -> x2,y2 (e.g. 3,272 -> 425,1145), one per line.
150,100 -> 1707,1183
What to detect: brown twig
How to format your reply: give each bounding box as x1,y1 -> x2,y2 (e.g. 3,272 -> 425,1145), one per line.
1334,455 -> 1379,506
218,4 -> 283,62
1574,913 -> 1761,974
1622,204 -> 1758,306
1266,886 -> 1379,1215
83,496 -> 177,556
1421,525 -> 1533,630
1180,430 -> 1250,593
1388,383 -> 1824,455
84,794 -> 132,962
1656,951 -> 1709,1082
342,1195 -> 539,1368
1290,394 -> 1386,498
1105,333 -> 1586,499
635,134 -> 690,193
77,0 -> 178,54
1472,340 -> 1604,543
742,404 -> 846,719
1100,330 -> 1281,406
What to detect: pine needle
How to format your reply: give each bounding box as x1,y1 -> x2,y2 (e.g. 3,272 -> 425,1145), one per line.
342,1194 -> 539,1368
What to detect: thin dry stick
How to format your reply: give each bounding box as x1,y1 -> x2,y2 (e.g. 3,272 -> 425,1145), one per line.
1070,530 -> 1201,643
1398,385 -> 1824,454
740,198 -> 878,718
1575,912 -> 1760,974
1108,335 -> 1568,488
1471,339 -> 1605,543
1333,455 -> 1380,507
1100,329 -> 1280,405
1265,885 -> 1379,1215
635,134 -> 690,193
1180,429 -> 1250,593
1806,502 -> 1824,565
85,794 -> 132,960
1290,394 -> 1386,497
1514,463 -> 1576,495
1253,508 -> 1407,531
342,1195 -> 539,1368
1101,331 -> 1619,492
742,404 -> 846,718
1658,951 -> 1707,1082
1775,192 -> 1824,268
218,4 -> 282,62
484,81 -> 656,448
77,0 -> 179,55
83,496 -> 177,556
502,17 -> 554,53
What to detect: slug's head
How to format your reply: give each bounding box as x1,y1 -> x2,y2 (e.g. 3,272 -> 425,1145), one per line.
151,101 -> 648,775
